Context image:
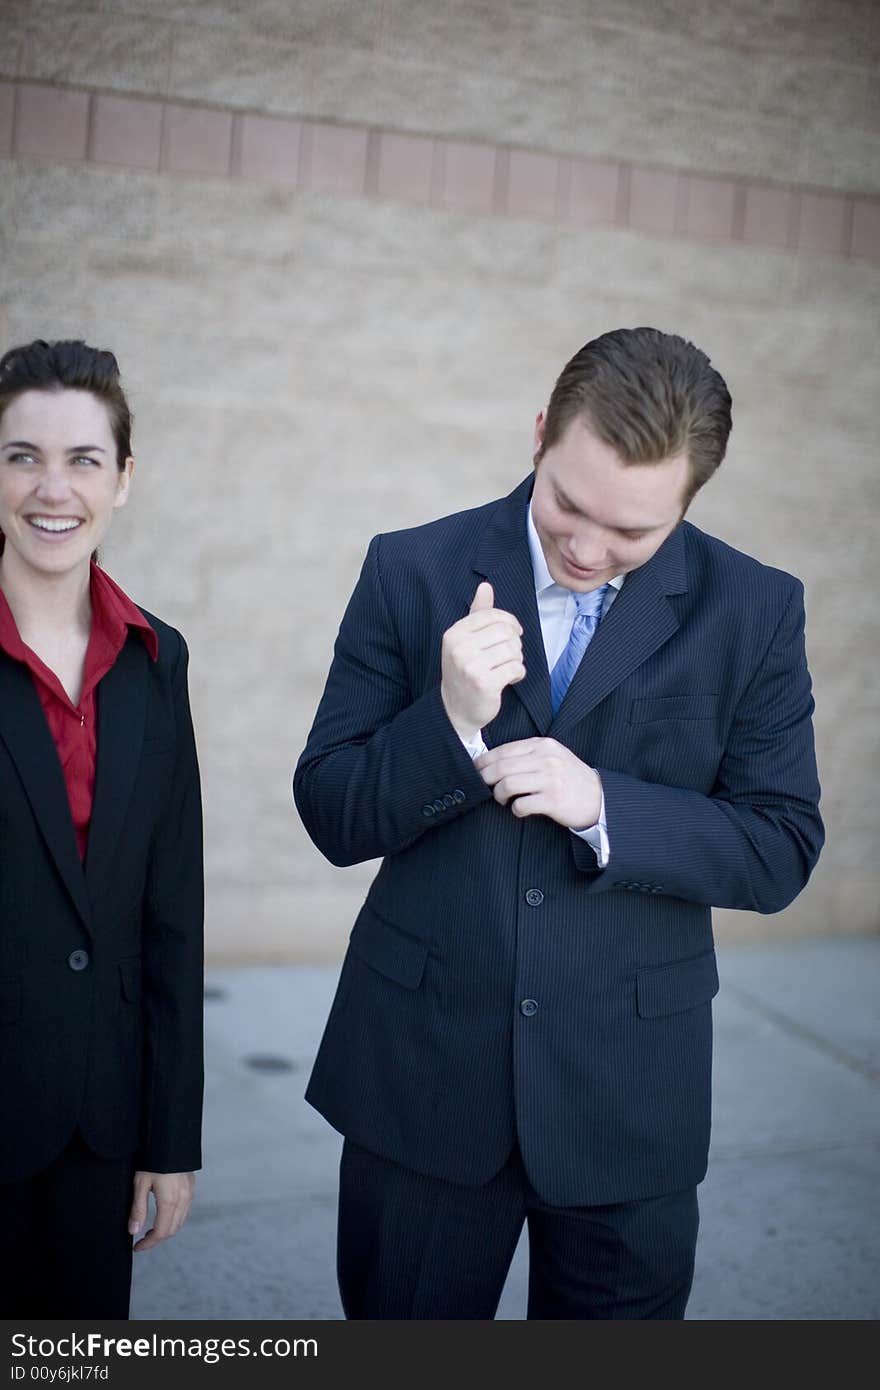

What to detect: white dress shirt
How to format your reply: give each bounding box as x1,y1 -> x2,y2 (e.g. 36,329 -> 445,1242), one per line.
460,501 -> 624,866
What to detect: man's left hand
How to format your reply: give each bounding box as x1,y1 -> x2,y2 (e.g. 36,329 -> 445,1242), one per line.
475,738 -> 602,829
129,1171 -> 195,1252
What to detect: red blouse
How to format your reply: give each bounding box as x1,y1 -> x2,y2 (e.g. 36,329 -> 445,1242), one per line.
0,564 -> 158,858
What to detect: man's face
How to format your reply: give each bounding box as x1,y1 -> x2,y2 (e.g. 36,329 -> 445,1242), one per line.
530,412 -> 690,592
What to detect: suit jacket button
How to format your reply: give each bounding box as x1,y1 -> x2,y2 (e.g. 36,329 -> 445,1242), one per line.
432,799 -> 445,813
524,888 -> 544,907
452,789 -> 466,803
67,949 -> 90,972
442,793 -> 456,808
520,998 -> 539,1017
421,804 -> 435,818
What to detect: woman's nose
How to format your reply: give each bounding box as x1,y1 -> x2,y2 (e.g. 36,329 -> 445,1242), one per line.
34,464 -> 73,502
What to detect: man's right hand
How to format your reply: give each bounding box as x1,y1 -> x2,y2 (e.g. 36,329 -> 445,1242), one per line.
440,582 -> 525,741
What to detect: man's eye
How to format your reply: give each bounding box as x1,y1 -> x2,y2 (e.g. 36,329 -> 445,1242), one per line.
7,452 -> 36,465
72,456 -> 100,467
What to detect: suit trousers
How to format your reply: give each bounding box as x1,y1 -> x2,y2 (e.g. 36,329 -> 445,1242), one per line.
0,1131 -> 135,1319
338,1140 -> 699,1319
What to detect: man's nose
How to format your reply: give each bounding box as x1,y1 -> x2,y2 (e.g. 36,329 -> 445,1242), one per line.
569,524 -> 609,566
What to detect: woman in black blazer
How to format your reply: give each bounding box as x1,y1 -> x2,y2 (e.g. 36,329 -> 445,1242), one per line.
0,339 -> 204,1318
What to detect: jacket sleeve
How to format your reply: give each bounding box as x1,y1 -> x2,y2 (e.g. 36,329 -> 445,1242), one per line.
294,535 -> 493,867
571,578 -> 824,912
138,631 -> 205,1172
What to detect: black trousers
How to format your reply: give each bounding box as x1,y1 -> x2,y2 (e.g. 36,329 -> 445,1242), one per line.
338,1140 -> 699,1319
0,1131 -> 135,1319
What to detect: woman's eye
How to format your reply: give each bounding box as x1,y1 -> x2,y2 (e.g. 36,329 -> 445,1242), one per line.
7,452 -> 36,465
72,455 -> 100,467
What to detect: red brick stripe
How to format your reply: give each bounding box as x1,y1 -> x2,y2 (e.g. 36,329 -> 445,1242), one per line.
1,79 -> 877,261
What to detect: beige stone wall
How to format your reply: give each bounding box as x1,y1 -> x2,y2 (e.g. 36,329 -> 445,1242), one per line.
2,0 -> 878,192
0,2 -> 877,961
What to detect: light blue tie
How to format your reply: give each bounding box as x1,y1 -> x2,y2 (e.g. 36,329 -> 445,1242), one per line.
550,585 -> 609,714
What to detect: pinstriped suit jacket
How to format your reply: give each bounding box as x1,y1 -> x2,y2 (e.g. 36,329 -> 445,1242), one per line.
294,474 -> 823,1206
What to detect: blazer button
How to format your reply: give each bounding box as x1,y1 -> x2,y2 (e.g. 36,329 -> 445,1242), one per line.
524,888 -> 544,907
67,949 -> 90,972
442,793 -> 456,809
421,804 -> 435,818
452,789 -> 466,803
432,799 -> 446,814
520,998 -> 539,1017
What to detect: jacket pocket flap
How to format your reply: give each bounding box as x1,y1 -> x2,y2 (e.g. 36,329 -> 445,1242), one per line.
637,950 -> 719,1019
630,694 -> 720,723
118,959 -> 142,1003
350,908 -> 428,989
0,977 -> 20,1024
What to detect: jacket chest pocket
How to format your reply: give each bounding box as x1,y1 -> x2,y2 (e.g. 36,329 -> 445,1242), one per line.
629,694 -> 720,724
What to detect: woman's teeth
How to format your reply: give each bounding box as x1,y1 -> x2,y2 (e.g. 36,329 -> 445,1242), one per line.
29,517 -> 82,532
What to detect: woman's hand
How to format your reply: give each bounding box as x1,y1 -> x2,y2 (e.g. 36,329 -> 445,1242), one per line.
128,1170 -> 195,1252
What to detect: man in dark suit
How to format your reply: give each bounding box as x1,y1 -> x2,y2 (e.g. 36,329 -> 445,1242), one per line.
294,327 -> 824,1319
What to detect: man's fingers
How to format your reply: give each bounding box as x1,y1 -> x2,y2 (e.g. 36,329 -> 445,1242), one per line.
128,1173 -> 150,1236
469,581 -> 495,614
131,1174 -> 194,1252
476,739 -> 544,771
490,772 -> 544,804
133,1197 -> 180,1253
479,752 -> 539,785
454,622 -> 522,656
457,609 -> 522,638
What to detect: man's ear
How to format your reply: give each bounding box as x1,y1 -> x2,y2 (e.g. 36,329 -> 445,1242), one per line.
533,409 -> 547,463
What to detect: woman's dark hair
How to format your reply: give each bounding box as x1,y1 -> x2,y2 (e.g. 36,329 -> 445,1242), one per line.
0,338 -> 133,469
0,339 -> 133,560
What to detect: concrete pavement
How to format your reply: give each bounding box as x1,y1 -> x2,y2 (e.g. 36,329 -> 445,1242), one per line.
129,936 -> 880,1321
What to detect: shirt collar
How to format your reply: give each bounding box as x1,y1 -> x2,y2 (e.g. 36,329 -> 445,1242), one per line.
89,563 -> 159,662
0,564 -> 158,667
526,500 -> 624,598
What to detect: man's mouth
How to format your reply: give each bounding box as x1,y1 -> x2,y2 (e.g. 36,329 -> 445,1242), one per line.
561,554 -> 601,576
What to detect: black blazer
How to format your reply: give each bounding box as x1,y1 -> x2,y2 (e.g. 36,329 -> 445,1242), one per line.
0,612 -> 203,1183
295,475 -> 824,1207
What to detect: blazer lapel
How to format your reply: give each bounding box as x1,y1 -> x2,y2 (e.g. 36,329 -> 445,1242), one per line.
0,655 -> 91,930
85,635 -> 148,896
550,521 -> 688,737
471,475 -> 552,737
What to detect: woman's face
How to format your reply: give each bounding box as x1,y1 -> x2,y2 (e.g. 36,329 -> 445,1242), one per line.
0,388 -> 132,583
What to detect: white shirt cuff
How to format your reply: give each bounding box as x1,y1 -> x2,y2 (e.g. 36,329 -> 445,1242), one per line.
571,789 -> 610,867
461,731 -> 489,760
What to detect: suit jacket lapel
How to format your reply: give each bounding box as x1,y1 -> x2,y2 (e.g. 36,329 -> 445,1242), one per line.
471,475 -> 552,736
0,655 -> 92,930
85,635 -> 148,896
550,521 -> 688,737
